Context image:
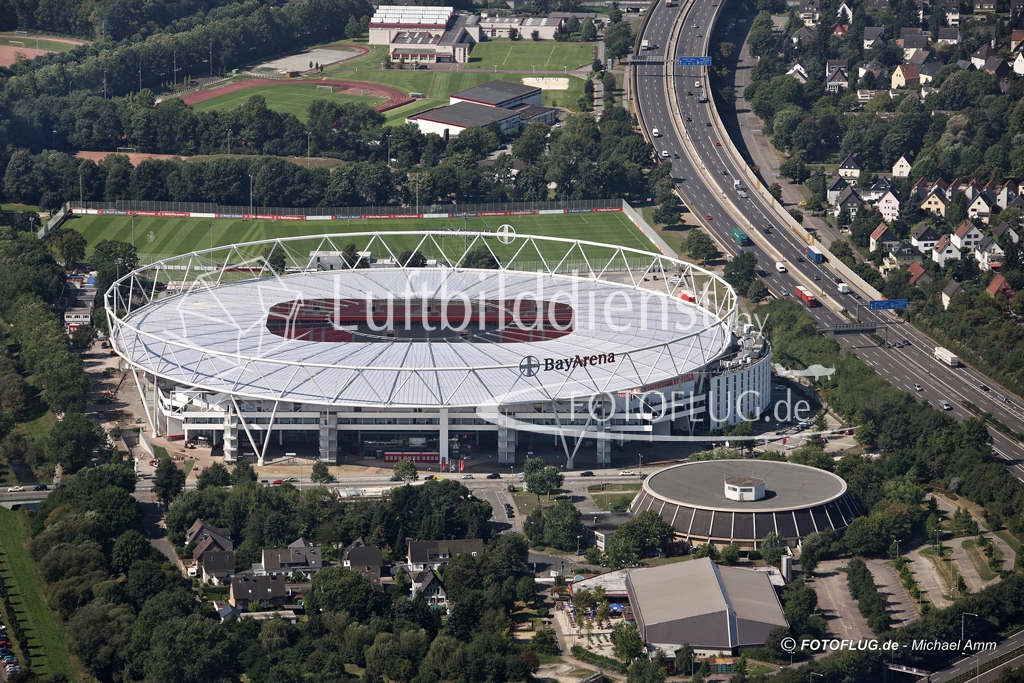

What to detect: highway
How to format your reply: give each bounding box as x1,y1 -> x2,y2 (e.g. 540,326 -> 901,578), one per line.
632,0 -> 1024,481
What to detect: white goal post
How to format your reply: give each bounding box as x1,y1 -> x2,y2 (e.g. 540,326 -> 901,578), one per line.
315,84 -> 335,93
8,41 -> 24,47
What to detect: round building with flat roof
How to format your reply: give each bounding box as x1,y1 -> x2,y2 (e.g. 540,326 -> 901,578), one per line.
631,460 -> 860,549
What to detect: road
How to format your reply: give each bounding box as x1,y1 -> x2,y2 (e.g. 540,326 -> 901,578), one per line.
632,0 -> 1024,482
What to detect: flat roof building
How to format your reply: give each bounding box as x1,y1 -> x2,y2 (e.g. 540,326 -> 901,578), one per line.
450,80 -> 542,108
408,101 -> 524,137
626,558 -> 788,656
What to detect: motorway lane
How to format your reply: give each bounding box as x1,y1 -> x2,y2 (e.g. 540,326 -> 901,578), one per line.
633,0 -> 1024,480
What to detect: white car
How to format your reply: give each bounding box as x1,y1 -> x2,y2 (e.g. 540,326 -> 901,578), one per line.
661,150 -> 670,158
6,486 -> 23,492
914,383 -> 923,391
462,474 -> 474,479
652,128 -> 661,137
618,470 -> 636,476
283,477 -> 299,483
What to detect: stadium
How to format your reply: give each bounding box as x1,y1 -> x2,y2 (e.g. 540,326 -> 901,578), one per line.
106,230 -> 772,468
630,460 -> 861,549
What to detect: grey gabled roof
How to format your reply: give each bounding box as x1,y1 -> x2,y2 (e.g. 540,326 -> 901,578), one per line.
943,280 -> 964,296
413,102 -> 521,128
451,80 -> 540,106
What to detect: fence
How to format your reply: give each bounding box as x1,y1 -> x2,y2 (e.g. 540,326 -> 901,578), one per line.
38,202 -> 70,239
68,198 -> 622,219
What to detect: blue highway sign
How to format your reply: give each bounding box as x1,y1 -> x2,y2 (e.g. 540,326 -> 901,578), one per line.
869,299 -> 908,310
678,56 -> 712,66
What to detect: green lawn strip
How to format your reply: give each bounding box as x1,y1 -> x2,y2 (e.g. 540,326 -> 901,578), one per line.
183,459 -> 196,475
22,411 -> 55,443
153,445 -> 170,459
0,508 -> 76,680
511,490 -> 565,518
465,40 -> 595,71
961,539 -> 1000,581
590,493 -> 637,512
1,203 -> 41,212
192,83 -> 385,121
384,98 -> 446,124
536,654 -> 565,665
992,529 -> 1022,571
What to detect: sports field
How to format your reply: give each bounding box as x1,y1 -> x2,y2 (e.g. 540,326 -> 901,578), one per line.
0,33 -> 85,52
191,84 -> 387,120
69,211 -> 655,265
466,40 -> 595,71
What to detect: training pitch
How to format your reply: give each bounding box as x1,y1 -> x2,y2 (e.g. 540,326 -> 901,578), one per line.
466,40 -> 595,71
191,83 -> 387,120
70,211 -> 655,264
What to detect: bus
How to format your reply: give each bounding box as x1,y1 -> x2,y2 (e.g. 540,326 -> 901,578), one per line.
731,227 -> 750,245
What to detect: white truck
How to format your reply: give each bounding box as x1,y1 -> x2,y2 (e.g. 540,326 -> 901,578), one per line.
733,179 -> 745,190
935,346 -> 959,366
641,39 -> 650,50
837,283 -> 850,294
775,261 -> 787,273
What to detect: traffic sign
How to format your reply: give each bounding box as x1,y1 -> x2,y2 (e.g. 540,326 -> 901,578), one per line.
678,56 -> 712,66
869,299 -> 908,310
831,323 -> 877,334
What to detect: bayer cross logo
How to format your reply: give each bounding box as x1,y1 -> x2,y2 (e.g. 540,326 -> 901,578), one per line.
495,224 -> 517,244
519,355 -> 540,377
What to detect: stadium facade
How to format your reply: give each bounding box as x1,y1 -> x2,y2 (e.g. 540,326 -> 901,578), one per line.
107,231 -> 772,468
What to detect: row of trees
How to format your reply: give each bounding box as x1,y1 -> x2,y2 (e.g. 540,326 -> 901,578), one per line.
846,557 -> 892,634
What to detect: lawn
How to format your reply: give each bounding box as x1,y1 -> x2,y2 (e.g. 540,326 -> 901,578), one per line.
962,538 -> 1002,581
587,483 -> 641,512
466,40 -> 595,71
192,83 -> 386,121
0,508 -> 76,681
0,33 -> 83,53
68,211 -> 656,265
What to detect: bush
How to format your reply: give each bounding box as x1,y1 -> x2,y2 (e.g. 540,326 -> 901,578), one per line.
570,645 -> 628,674
536,607 -> 549,617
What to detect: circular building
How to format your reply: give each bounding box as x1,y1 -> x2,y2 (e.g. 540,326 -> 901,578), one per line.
106,231 -> 773,468
631,460 -> 860,549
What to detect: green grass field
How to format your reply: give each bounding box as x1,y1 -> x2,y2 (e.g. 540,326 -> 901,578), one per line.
192,83 -> 386,121
70,211 -> 654,265
0,508 -> 76,681
0,33 -> 83,53
465,39 -> 595,71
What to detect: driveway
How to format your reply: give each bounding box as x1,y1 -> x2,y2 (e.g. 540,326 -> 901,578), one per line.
864,559 -> 917,627
805,560 -> 872,641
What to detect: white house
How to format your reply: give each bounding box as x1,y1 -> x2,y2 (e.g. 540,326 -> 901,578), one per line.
827,176 -> 849,205
837,1 -> 854,21
967,194 -> 992,224
833,186 -> 862,219
892,154 -> 914,178
787,61 -> 809,83
992,221 -> 1020,244
838,152 -> 863,179
951,221 -> 983,251
878,190 -> 901,222
1014,51 -> 1024,77
932,234 -> 961,267
870,223 -> 900,252
997,181 -> 1018,209
942,280 -> 964,309
912,223 -> 940,252
863,26 -> 884,49
974,235 -> 1004,271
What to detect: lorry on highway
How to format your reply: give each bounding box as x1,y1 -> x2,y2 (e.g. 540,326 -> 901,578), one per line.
837,283 -> 850,294
805,245 -> 824,262
775,261 -> 787,273
641,39 -> 650,49
732,227 -> 751,245
794,286 -> 819,307
733,179 -> 745,190
665,0 -> 673,6
935,347 -> 959,366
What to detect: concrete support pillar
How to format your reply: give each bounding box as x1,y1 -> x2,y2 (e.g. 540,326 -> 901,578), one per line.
319,412 -> 337,463
498,413 -> 515,465
439,407 -> 449,471
596,431 -> 612,465
223,405 -> 239,462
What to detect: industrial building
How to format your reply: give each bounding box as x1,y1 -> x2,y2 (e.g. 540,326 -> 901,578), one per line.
409,81 -> 556,138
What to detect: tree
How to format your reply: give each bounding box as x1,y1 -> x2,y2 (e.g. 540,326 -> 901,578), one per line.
463,245 -> 498,269
394,458 -> 418,481
523,506 -> 545,545
719,41 -> 735,58
231,460 -> 257,485
398,249 -> 427,267
45,412 -> 108,473
627,657 -> 667,683
768,183 -> 783,201
52,228 -> 87,271
72,324 -> 99,349
653,197 -> 683,226
612,621 -> 644,662
310,461 -> 335,483
309,567 -> 385,620
530,629 -> 559,655
345,16 -> 361,39
606,510 -> 675,568
723,251 -> 757,289
112,529 -> 152,574
525,464 -> 563,498
779,152 -> 807,183
196,462 -> 231,489
686,230 -> 717,263
760,532 -> 784,566
261,244 -> 286,273
515,575 -> 537,604
154,457 -> 186,505
542,499 -> 584,551
747,280 -> 769,303
720,543 -> 741,565
580,19 -> 597,41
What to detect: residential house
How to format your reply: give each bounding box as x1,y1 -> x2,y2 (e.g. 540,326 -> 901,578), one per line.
863,177 -> 894,202
1008,194 -> 1024,212
899,27 -> 925,43
975,235 -> 1004,271
942,280 -> 964,308
867,0 -> 891,10
411,570 -> 447,606
919,62 -> 943,84
908,49 -> 931,67
201,551 -> 236,586
912,223 -> 940,252
920,188 -> 948,217
903,35 -> 929,60
937,27 -> 960,44
837,1 -> 854,21
186,519 -> 233,561
406,539 -> 484,572
878,190 -> 901,221
857,89 -> 884,105
342,539 -> 386,582
259,538 -> 323,578
997,181 -> 1018,210
974,0 -> 996,13
972,45 -> 995,70
791,25 -> 817,45
827,176 -> 849,205
983,56 -> 1009,79
826,68 -> 850,92
951,221 -> 983,251
992,221 -> 1020,244
863,26 -> 885,49
880,242 -> 921,276
859,59 -> 889,81
934,0 -> 960,25
1015,52 -> 1024,77
870,223 -> 900,252
908,262 -> 934,286
826,59 -> 848,77
892,64 -> 921,88
1012,29 -> 1024,51
978,25 -> 996,47
932,235 -> 962,267
987,273 -> 1014,300
892,154 -> 914,178
1014,0 -> 1024,18
832,22 -> 850,38
787,61 -> 809,84
838,152 -> 863,179
229,575 -> 288,610
833,186 -> 862,219
968,194 -> 992,224
800,0 -> 820,25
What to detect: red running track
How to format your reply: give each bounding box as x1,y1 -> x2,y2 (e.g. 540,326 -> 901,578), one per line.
180,78 -> 414,112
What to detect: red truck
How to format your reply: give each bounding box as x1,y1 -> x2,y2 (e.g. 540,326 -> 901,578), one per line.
794,286 -> 819,307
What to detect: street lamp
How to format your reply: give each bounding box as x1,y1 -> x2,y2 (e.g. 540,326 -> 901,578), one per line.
131,214 -> 135,248
306,131 -> 312,168
895,538 -> 901,559
962,612 -> 977,643
226,129 -> 231,156
248,174 -> 254,216
52,128 -> 56,149
576,534 -> 582,557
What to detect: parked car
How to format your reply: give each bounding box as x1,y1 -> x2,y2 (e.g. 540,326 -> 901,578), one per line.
283,477 -> 299,482
6,486 -> 23,492
271,479 -> 284,485
580,471 -> 595,477
618,470 -> 636,476
487,473 -> 501,479
31,484 -> 47,491
461,474 -> 474,479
